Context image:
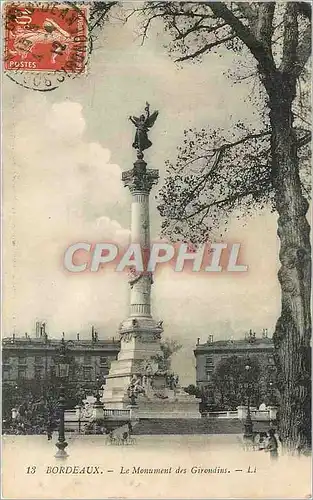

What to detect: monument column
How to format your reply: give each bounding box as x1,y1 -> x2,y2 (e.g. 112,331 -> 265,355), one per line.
102,104 -> 200,417
122,153 -> 159,319
102,105 -> 164,409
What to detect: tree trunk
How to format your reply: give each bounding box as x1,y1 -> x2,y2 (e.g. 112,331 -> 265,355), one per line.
267,71 -> 311,452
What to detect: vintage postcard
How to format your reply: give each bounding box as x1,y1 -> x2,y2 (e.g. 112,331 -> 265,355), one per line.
1,1 -> 312,499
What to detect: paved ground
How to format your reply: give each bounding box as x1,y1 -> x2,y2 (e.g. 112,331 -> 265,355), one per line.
2,434 -> 311,499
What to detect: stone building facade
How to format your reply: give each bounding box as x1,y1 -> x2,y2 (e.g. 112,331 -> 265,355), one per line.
194,330 -> 275,394
2,323 -> 120,386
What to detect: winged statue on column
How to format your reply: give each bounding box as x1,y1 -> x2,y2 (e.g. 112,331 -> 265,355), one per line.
129,102 -> 159,152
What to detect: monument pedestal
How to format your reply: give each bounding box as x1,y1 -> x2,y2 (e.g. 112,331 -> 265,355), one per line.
129,392 -> 201,419
102,316 -> 162,408
102,319 -> 200,418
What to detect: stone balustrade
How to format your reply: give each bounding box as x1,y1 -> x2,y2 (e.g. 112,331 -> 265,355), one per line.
213,406 -> 278,421
65,404 -> 277,430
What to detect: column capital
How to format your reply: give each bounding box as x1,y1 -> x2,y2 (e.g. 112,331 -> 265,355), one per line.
122,158 -> 159,194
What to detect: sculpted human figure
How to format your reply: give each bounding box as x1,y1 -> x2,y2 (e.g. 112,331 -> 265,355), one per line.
129,102 -> 159,153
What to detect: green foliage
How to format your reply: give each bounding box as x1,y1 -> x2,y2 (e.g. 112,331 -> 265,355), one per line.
211,355 -> 277,410
2,378 -> 87,432
157,116 -> 310,243
2,348 -> 94,431
184,384 -> 202,398
126,2 -> 311,242
151,339 -> 182,374
89,2 -> 118,31
160,339 -> 182,359
87,4 -> 311,244
160,339 -> 182,372
158,125 -> 274,242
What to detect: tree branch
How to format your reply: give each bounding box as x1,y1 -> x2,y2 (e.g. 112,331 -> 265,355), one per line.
294,22 -> 312,76
207,2 -> 276,74
140,12 -> 166,43
213,130 -> 271,150
297,130 -> 311,148
177,129 -> 271,176
89,2 -> 117,32
180,186 -> 269,222
175,34 -> 236,61
179,148 -> 225,208
165,3 -> 214,19
174,21 -> 227,41
294,111 -> 311,127
255,2 -> 275,49
280,3 -> 299,73
236,3 -> 257,25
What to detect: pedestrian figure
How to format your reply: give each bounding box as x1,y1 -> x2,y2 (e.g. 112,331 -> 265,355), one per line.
47,425 -> 53,440
258,432 -> 268,451
108,430 -> 114,444
122,431 -> 129,444
242,433 -> 255,451
265,428 -> 278,460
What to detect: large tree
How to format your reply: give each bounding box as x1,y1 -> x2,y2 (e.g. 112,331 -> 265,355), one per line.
127,2 -> 311,452
211,355 -> 268,410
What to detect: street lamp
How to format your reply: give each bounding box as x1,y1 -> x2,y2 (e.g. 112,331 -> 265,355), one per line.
75,405 -> 82,434
11,408 -> 18,421
244,364 -> 253,438
95,376 -> 103,400
268,381 -> 274,405
127,379 -> 138,407
55,338 -> 70,458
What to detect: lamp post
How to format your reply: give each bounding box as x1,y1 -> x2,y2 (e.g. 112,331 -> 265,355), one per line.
87,377 -> 104,433
199,387 -> 209,418
55,338 -> 70,458
75,405 -> 82,434
11,408 -> 18,421
127,378 -> 138,407
244,364 -> 253,438
95,376 -> 103,400
127,380 -> 138,423
268,380 -> 274,405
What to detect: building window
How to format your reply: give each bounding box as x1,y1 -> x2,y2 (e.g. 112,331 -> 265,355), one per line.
84,355 -> 92,365
18,355 -> 27,365
83,367 -> 92,380
3,368 -> 10,380
35,355 -> 43,365
268,355 -> 275,366
18,368 -> 26,379
3,354 -> 10,364
100,357 -> 107,365
35,367 -> 43,379
205,355 -> 214,383
205,356 -> 214,370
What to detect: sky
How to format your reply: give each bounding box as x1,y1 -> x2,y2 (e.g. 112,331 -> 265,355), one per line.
3,8 -> 281,384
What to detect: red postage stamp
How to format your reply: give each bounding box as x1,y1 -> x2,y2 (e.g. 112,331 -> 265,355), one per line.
4,2 -> 89,73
